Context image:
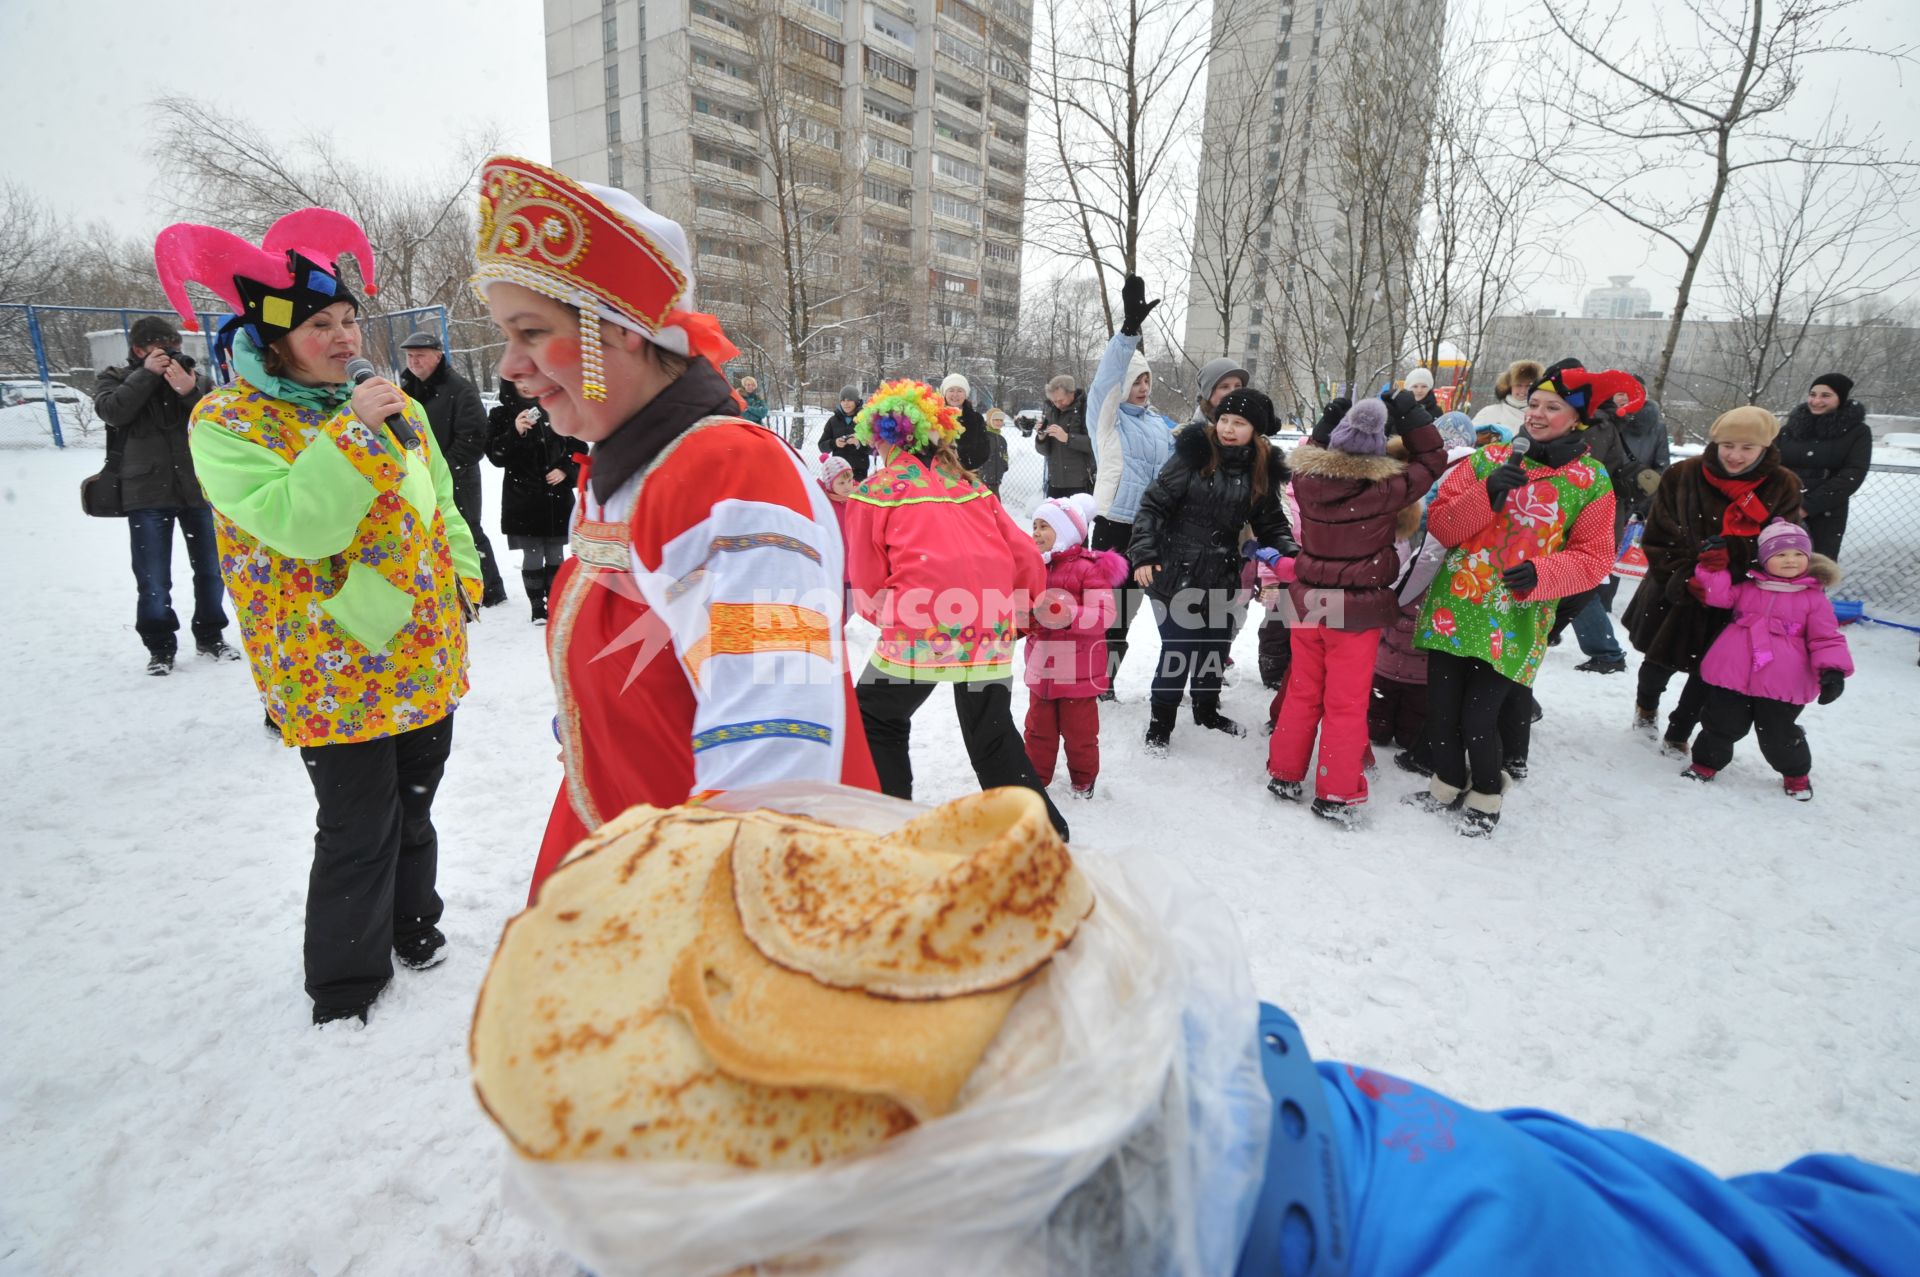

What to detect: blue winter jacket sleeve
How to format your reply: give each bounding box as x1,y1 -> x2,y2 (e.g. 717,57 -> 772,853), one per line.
1087,331 -> 1140,516
1315,1063 -> 1920,1277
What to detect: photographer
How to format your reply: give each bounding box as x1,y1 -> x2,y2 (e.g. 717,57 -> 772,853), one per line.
92,317 -> 236,675
485,380 -> 578,623
400,332 -> 508,606
818,385 -> 869,481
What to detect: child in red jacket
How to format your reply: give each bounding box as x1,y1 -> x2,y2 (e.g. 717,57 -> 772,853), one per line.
1023,494 -> 1128,799
843,381 -> 1069,838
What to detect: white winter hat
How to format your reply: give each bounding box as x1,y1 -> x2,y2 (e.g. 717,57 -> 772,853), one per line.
1405,367 -> 1435,391
940,373 -> 971,400
1032,492 -> 1097,553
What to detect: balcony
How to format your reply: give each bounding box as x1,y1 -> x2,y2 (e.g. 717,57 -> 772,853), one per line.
690,109 -> 761,153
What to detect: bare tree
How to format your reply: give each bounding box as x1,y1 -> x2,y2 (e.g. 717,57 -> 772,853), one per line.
1528,0 -> 1915,410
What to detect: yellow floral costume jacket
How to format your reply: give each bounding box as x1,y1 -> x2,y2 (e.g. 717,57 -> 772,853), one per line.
189,361 -> 482,748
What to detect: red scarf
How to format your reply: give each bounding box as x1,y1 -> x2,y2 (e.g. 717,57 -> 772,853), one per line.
1701,466 -> 1772,536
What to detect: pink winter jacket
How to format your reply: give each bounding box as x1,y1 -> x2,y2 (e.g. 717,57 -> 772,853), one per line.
1695,557 -> 1853,705
1023,545 -> 1128,699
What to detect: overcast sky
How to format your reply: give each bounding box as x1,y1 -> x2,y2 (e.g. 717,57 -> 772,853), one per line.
9,0 -> 1918,319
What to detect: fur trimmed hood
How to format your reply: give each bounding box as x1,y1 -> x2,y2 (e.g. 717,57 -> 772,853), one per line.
1783,397 -> 1868,441
1394,501 -> 1425,544
1288,440 -> 1407,482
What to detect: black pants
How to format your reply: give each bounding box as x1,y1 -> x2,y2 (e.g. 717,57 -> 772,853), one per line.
298,713 -> 453,1011
1425,649 -> 1520,795
1692,686 -> 1812,776
1499,684 -> 1534,766
1637,661 -> 1711,741
1805,507 -> 1848,561
1369,676 -> 1428,750
855,669 -> 1068,838
1047,483 -> 1093,499
452,464 -> 506,602
1150,594 -> 1233,707
1091,516 -> 1145,683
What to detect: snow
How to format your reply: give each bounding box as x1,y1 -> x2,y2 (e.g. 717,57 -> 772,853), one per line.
3,442 -> 1918,1274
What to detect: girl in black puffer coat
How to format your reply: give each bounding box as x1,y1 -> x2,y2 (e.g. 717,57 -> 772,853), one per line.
485,379 -> 580,622
1775,373 -> 1872,560
1129,389 -> 1296,751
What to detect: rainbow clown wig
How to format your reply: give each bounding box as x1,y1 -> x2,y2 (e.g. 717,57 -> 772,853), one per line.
854,379 -> 964,454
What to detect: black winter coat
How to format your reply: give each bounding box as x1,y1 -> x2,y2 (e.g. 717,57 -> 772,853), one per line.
1776,400 -> 1871,520
1623,449 -> 1803,672
954,399 -> 991,472
1033,391 -> 1095,490
92,359 -> 211,511
817,408 -> 870,480
400,361 -> 487,472
1129,425 -> 1295,604
485,386 -> 579,539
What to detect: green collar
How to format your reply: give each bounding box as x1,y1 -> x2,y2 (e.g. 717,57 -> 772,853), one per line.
231,340 -> 354,415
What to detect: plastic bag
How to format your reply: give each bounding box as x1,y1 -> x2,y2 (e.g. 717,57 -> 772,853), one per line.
499,782 -> 1271,1276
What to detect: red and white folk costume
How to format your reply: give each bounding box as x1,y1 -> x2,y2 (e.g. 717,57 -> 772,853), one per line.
470,156 -> 877,896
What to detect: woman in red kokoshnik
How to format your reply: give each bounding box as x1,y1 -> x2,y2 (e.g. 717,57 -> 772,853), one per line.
470,157 -> 877,897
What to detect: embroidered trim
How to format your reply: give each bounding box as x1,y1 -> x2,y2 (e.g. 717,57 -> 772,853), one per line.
572,517 -> 632,569
691,719 -> 833,753
547,563 -> 603,831
682,603 -> 833,680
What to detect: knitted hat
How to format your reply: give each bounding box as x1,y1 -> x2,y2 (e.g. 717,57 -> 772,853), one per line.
1708,406 -> 1781,447
838,384 -> 861,405
940,373 -> 971,401
1214,387 -> 1275,436
1195,357 -> 1249,405
1757,519 -> 1812,563
1534,357 -> 1646,424
1405,367 -> 1435,392
1327,397 -> 1389,455
1810,372 -> 1853,404
818,453 -> 853,485
856,380 -> 964,453
153,207 -> 375,362
1032,492 -> 1096,553
1435,410 -> 1476,451
470,155 -> 737,401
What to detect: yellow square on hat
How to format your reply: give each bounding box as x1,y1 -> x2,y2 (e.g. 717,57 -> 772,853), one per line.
261,295 -> 294,329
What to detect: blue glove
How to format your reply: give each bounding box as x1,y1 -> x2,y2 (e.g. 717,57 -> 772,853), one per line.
1241,540 -> 1282,568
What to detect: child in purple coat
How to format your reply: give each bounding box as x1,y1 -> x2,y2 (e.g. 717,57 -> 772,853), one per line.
1682,519 -> 1852,799
1024,493 -> 1128,798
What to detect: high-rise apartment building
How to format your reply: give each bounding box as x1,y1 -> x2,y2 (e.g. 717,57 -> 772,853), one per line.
1183,0 -> 1443,410
1582,275 -> 1655,320
543,0 -> 1034,391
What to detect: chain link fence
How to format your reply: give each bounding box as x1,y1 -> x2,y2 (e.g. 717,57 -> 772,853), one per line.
1836,463 -> 1920,622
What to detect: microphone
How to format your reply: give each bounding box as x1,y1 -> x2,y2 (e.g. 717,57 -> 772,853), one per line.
344,357 -> 418,449
1505,434 -> 1532,469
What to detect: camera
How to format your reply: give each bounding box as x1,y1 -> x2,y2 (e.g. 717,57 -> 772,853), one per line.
168,351 -> 197,372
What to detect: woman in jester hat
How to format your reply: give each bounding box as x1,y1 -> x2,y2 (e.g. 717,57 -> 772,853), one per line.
162,207 -> 484,1026
843,380 -> 1070,839
467,157 -> 878,901
1405,358 -> 1634,837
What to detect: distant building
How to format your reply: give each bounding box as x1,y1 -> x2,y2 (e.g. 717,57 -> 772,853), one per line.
1582,275 -> 1654,320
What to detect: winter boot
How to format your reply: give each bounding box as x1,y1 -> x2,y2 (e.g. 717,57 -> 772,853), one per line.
395,926 -> 447,971
1191,694 -> 1246,737
1530,699 -> 1544,724
1783,774 -> 1813,802
1069,783 -> 1096,801
1503,757 -> 1529,781
312,1001 -> 372,1028
1393,749 -> 1433,777
1402,777 -> 1464,814
524,569 -> 549,624
1267,776 -> 1304,803
1681,764 -> 1717,782
145,651 -> 174,676
197,638 -> 243,662
1575,655 -> 1628,674
1632,704 -> 1659,736
1456,777 -> 1511,838
1144,702 -> 1176,756
1660,732 -> 1692,759
1311,797 -> 1359,828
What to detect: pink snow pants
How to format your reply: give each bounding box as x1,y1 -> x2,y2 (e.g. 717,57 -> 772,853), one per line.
1268,627 -> 1384,804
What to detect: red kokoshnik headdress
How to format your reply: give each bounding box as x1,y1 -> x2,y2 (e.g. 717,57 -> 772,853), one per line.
470,155 -> 738,401
152,208 -> 378,361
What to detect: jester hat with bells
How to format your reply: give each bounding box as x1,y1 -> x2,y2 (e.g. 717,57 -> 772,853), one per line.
152,208 -> 377,365
469,155 -> 738,403
854,380 -> 965,457
1533,357 -> 1646,427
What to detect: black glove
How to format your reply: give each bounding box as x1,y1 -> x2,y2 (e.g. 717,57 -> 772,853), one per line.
1485,463 -> 1529,511
1501,561 -> 1539,593
1119,274 -> 1159,337
1382,389 -> 1432,436
1817,668 -> 1846,705
1312,397 -> 1352,445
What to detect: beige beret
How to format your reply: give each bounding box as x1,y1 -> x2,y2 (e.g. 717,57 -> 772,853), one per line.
1708,406 -> 1780,447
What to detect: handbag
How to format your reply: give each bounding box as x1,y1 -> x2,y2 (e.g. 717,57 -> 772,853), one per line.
80,457 -> 126,518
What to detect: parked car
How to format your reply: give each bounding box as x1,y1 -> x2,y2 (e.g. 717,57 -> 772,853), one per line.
0,379 -> 85,408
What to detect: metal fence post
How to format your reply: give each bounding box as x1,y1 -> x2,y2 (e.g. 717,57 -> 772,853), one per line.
25,306 -> 62,448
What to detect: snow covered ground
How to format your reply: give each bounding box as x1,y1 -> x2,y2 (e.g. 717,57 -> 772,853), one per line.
3,441 -> 1918,1275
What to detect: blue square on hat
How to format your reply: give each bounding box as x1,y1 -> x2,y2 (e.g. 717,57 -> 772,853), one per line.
307,269 -> 337,296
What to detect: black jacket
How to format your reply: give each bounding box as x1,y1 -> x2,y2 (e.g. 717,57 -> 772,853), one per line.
1033,391 -> 1095,490
954,399 -> 991,471
485,383 -> 579,539
817,408 -> 870,480
92,358 -> 211,511
1129,425 -> 1295,604
1776,400 -> 1872,520
1589,400 -> 1671,525
400,360 -> 486,472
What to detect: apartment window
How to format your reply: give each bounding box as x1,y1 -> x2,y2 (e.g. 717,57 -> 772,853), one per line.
938,0 -> 987,33
988,52 -> 1025,85
883,339 -> 909,362
864,176 -> 912,206
993,124 -> 1025,148
1246,333 -> 1261,351
986,211 -> 1021,236
989,89 -> 1026,118
932,193 -> 980,226
798,0 -> 844,18
791,70 -> 842,108
865,97 -> 911,129
933,80 -> 982,113
933,228 -> 977,258
931,304 -> 976,330
938,29 -> 984,68
608,153 -> 624,186
794,116 -> 841,149
700,235 -> 757,262
694,96 -> 756,128
869,5 -> 915,47
934,119 -> 980,148
864,46 -> 918,89
865,134 -> 913,168
694,141 -> 755,173
983,240 -> 1016,263
987,154 -> 1021,180
939,274 -> 975,294
693,48 -> 753,81
605,63 -> 620,97
692,0 -> 744,32
606,109 -> 621,142
603,14 -> 617,53
862,222 -> 911,248
785,19 -> 846,66
934,152 -> 982,185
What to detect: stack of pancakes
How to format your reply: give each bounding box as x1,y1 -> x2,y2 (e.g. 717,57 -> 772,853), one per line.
471,787 -> 1095,1168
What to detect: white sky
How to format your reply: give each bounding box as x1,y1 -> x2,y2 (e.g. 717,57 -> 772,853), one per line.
7,0 -> 1918,318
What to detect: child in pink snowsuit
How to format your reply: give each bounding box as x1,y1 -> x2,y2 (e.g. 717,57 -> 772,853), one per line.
1683,519 -> 1852,799
1023,493 -> 1128,798
819,454 -> 856,610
